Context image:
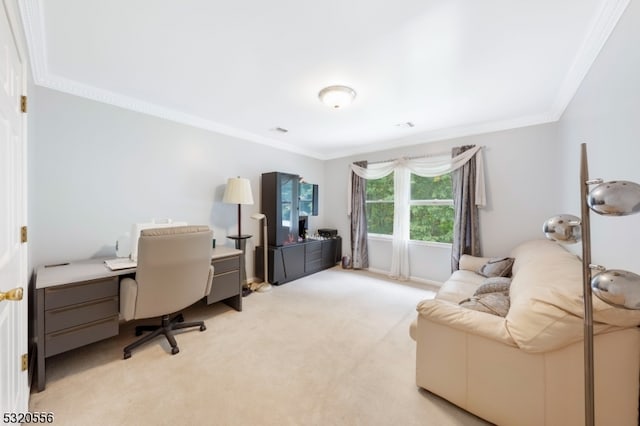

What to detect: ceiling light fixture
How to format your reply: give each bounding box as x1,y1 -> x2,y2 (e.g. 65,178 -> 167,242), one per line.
318,85 -> 356,109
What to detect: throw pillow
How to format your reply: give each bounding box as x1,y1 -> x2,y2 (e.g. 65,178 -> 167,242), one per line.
460,292 -> 510,317
478,257 -> 515,278
474,277 -> 512,296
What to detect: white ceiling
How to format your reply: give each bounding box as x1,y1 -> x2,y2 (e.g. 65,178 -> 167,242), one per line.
19,0 -> 629,159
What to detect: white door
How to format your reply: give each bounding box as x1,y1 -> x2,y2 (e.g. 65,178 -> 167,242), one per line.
0,0 -> 29,416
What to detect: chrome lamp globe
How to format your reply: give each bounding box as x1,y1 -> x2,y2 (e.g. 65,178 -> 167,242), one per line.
591,269 -> 640,310
542,143 -> 640,426
587,180 -> 640,216
542,214 -> 581,243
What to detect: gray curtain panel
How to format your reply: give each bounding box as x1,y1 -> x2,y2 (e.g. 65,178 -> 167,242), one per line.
451,145 -> 481,271
350,160 -> 369,269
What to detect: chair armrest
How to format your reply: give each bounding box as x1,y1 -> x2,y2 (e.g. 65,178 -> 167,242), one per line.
119,277 -> 138,321
205,265 -> 214,296
416,299 -> 516,347
459,254 -> 492,272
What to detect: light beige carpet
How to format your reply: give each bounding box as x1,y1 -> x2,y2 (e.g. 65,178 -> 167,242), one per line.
29,267 -> 491,426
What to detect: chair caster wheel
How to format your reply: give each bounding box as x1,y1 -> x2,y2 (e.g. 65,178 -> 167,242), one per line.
124,352 -> 131,360
176,314 -> 184,323
171,347 -> 179,355
135,329 -> 143,336
200,325 -> 206,332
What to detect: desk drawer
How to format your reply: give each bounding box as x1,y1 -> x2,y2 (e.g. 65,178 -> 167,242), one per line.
213,257 -> 240,275
208,270 -> 240,304
45,315 -> 119,357
45,277 -> 118,310
45,297 -> 118,333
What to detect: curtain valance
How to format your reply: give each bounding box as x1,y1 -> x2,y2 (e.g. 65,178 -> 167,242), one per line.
347,146 -> 485,215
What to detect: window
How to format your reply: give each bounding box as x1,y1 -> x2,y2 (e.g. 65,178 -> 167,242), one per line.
365,174 -> 394,235
410,173 -> 454,243
365,172 -> 454,243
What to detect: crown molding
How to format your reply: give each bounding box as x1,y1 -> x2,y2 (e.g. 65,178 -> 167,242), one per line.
17,0 -> 629,161
42,74 -> 325,158
17,2 -> 325,159
549,0 -> 630,120
323,111 -> 557,160
18,0 -> 48,83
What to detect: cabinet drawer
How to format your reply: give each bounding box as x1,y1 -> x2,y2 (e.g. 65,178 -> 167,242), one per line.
45,316 -> 119,357
305,259 -> 322,273
45,297 -> 118,334
212,256 -> 240,275
208,270 -> 240,304
44,277 -> 118,310
305,242 -> 322,261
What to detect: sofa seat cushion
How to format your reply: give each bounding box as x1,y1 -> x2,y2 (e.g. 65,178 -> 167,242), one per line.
417,299 -> 516,346
435,270 -> 486,304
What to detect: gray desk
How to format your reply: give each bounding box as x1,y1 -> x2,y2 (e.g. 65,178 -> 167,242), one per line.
34,246 -> 242,391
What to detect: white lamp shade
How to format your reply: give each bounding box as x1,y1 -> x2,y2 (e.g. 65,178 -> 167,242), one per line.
318,85 -> 356,109
223,177 -> 254,205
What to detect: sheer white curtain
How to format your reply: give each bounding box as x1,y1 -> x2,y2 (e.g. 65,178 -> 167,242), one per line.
391,166 -> 410,279
348,146 -> 485,279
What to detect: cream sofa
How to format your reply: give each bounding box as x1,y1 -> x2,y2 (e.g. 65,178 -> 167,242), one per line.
410,239 -> 640,426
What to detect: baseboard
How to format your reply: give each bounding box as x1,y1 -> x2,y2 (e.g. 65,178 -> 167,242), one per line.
250,268 -> 444,290
410,276 -> 444,288
365,267 -> 443,288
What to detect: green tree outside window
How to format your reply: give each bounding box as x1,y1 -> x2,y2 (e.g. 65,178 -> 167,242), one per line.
365,172 -> 454,243
410,174 -> 454,243
365,174 -> 394,235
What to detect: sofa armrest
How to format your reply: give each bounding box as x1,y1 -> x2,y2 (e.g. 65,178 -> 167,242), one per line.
416,299 -> 516,347
459,254 -> 492,272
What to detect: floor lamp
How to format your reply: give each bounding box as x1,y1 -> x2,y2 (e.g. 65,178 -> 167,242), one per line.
250,213 -> 272,292
223,177 -> 253,288
542,143 -> 640,426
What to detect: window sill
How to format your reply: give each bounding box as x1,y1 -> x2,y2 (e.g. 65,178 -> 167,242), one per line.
367,234 -> 452,249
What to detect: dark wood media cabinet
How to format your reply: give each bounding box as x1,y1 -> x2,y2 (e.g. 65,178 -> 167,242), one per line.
255,237 -> 342,285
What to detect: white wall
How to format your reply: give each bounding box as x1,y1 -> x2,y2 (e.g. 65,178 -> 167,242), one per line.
29,87 -> 325,279
557,0 -> 640,272
324,123 -> 561,283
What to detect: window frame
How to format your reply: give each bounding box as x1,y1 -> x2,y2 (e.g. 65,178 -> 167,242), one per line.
365,199 -> 394,237
364,173 -> 394,237
408,173 -> 454,245
364,172 -> 455,245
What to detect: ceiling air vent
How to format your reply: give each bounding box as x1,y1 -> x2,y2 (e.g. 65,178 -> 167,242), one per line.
271,127 -> 289,133
396,122 -> 415,128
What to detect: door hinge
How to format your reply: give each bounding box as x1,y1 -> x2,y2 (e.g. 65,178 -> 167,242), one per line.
21,354 -> 28,371
20,95 -> 27,113
20,226 -> 27,243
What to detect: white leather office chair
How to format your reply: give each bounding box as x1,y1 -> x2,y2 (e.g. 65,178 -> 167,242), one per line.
120,225 -> 213,359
